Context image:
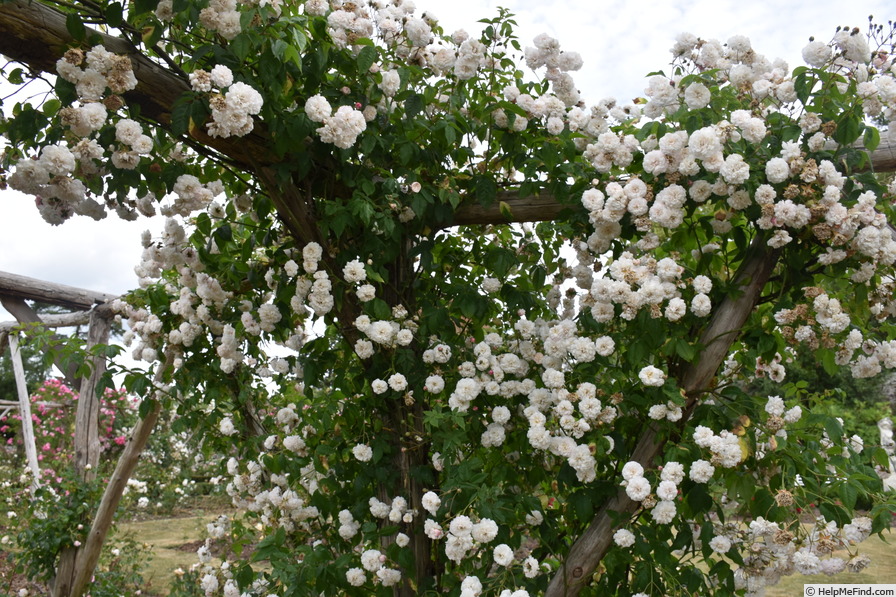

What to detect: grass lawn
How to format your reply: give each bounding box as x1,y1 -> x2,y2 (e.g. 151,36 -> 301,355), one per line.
119,514 -> 216,594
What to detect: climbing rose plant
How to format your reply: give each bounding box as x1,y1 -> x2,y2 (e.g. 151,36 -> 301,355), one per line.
1,1 -> 896,595
0,379 -> 135,484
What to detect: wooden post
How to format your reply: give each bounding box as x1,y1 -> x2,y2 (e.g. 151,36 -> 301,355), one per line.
73,307 -> 112,478
8,333 -> 40,491
53,306 -> 113,597
67,355 -> 172,597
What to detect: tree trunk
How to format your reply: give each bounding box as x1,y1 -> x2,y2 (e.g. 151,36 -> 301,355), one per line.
545,236 -> 781,596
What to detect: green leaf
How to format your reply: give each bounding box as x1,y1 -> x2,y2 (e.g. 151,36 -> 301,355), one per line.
350,199 -> 374,224
142,23 -> 163,47
626,340 -> 647,367
863,126 -> 880,152
357,45 -> 378,75
170,95 -> 193,136
271,39 -> 288,61
818,502 -> 849,526
398,142 -> 415,166
133,0 -> 158,15
66,13 -> 86,41
442,122 -> 457,145
371,299 -> 391,320
7,68 -> 24,85
475,175 -> 497,206
498,201 -> 513,221
837,482 -> 858,510
42,99 -> 61,117
405,93 -> 424,119
833,112 -> 861,146
792,67 -> 814,105
674,338 -> 697,361
686,483 -> 713,514
485,247 -> 516,277
230,34 -> 252,62
106,2 -> 124,27
872,447 -> 891,469
820,349 -> 838,376
291,29 -> 308,54
823,416 -> 843,442
569,491 -> 593,521
215,223 -> 233,244
252,527 -> 286,562
195,212 -> 212,236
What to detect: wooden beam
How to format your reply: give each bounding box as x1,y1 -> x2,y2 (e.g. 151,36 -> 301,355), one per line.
448,191 -> 577,227
866,135 -> 896,173
0,271 -> 115,310
0,0 -> 274,170
67,354 -> 173,597
0,311 -> 92,334
74,308 -> 112,477
545,236 -> 782,595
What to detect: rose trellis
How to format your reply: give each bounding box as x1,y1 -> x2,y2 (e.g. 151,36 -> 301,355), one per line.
2,2 -> 896,596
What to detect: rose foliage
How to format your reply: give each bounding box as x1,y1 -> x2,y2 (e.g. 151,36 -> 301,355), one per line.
2,1 -> 896,595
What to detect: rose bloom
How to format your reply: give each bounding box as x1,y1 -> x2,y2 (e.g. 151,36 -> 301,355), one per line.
493,543 -> 513,566
638,365 -> 666,387
613,528 -> 635,547
352,443 -> 373,462
625,476 -> 651,501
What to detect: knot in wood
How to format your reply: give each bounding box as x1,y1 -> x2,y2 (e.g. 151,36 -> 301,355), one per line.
572,566 -> 583,578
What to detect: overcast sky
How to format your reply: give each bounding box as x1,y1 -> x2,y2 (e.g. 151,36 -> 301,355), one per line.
0,0 -> 891,322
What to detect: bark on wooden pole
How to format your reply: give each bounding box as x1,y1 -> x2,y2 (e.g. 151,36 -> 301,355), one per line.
74,306 -> 113,478
0,310 -> 93,335
53,306 -> 112,597
0,271 -> 115,311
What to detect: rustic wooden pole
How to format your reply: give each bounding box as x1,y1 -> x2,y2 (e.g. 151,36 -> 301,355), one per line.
0,271 -> 115,311
52,307 -> 112,597
66,355 -> 171,597
0,311 -> 93,335
8,333 -> 41,492
73,307 -> 113,478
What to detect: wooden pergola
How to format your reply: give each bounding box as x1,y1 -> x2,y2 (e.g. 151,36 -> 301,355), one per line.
0,270 -> 147,594
0,271 -> 115,483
